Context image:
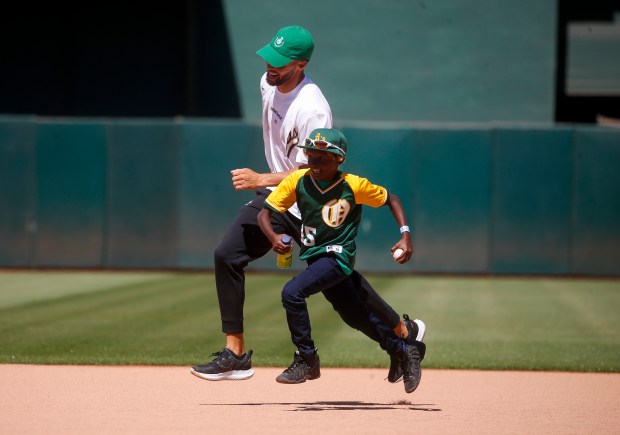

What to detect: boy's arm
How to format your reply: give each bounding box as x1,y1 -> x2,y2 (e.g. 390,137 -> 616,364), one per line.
257,208 -> 293,254
385,193 -> 413,264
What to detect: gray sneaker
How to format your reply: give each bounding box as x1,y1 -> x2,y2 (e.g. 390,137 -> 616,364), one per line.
276,350 -> 320,384
388,316 -> 426,383
190,348 -> 254,381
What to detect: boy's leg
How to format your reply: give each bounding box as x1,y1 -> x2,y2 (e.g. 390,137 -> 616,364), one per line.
350,271 -> 400,328
276,257 -> 348,384
322,278 -> 402,355
323,275 -> 424,393
281,257 -> 348,355
275,204 -> 412,342
350,271 -> 420,341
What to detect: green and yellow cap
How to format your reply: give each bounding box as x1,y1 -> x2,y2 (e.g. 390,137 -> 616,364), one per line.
297,128 -> 348,159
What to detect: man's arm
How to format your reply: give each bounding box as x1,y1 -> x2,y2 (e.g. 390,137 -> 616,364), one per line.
385,193 -> 413,264
231,166 -> 308,190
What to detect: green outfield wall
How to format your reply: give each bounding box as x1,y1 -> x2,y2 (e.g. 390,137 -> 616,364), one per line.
1,116 -> 619,276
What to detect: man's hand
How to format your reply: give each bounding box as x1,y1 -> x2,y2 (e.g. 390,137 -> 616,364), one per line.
231,167 -> 301,190
231,168 -> 263,190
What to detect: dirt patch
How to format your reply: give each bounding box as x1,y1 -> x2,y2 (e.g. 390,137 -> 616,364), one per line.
1,365 -> 618,434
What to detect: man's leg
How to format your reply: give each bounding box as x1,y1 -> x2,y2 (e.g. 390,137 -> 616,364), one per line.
213,193 -> 272,354
191,191 -> 291,381
213,190 -> 298,354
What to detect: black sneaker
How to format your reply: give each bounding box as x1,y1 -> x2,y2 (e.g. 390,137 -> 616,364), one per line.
190,348 -> 254,381
387,316 -> 426,383
400,343 -> 422,394
275,350 -> 320,384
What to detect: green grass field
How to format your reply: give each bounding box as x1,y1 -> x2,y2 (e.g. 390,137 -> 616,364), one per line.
0,271 -> 618,372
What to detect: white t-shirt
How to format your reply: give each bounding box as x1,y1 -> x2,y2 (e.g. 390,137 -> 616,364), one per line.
260,72 -> 332,219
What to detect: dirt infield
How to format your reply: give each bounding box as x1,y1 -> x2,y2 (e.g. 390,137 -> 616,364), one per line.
1,365 -> 618,434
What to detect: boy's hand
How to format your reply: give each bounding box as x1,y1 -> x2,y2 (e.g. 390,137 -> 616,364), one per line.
391,237 -> 413,264
272,234 -> 292,254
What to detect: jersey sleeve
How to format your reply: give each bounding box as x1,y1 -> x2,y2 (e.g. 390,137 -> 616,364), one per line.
264,170 -> 305,213
346,174 -> 389,208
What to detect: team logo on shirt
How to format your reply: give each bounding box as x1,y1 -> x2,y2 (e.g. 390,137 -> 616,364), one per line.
286,128 -> 299,157
322,199 -> 350,227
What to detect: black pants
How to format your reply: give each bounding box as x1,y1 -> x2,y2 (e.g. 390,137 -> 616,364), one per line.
214,189 -> 400,334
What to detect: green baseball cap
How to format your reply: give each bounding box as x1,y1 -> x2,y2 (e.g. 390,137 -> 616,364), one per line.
256,26 -> 314,68
297,128 -> 348,159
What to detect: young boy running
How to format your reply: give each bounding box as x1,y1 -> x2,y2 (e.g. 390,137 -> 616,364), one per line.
257,128 -> 425,393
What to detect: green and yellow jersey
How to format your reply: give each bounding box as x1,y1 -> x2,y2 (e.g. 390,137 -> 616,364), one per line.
264,169 -> 388,274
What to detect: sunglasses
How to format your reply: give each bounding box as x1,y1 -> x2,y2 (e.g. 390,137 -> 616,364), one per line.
303,138 -> 346,155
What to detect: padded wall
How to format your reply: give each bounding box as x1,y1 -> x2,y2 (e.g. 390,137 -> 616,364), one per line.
105,121 -> 180,268
0,118 -> 37,266
1,116 -> 618,276
491,128 -> 574,274
177,120 -> 262,268
572,128 -> 620,274
411,128 -> 493,273
34,121 -> 107,267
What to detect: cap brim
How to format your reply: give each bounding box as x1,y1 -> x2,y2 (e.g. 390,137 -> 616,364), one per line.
256,45 -> 292,68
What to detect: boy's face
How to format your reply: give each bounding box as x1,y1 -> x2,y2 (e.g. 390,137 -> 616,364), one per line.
305,149 -> 341,181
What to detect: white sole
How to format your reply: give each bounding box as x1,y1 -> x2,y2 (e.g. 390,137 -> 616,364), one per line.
190,368 -> 254,381
413,319 -> 426,341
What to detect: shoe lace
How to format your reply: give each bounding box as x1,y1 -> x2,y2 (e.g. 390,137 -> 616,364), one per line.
209,350 -> 225,361
284,353 -> 305,373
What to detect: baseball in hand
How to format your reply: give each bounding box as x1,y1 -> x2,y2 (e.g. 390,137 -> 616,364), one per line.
392,248 -> 404,260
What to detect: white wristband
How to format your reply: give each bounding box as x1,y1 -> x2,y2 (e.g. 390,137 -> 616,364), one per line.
400,226 -> 411,234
